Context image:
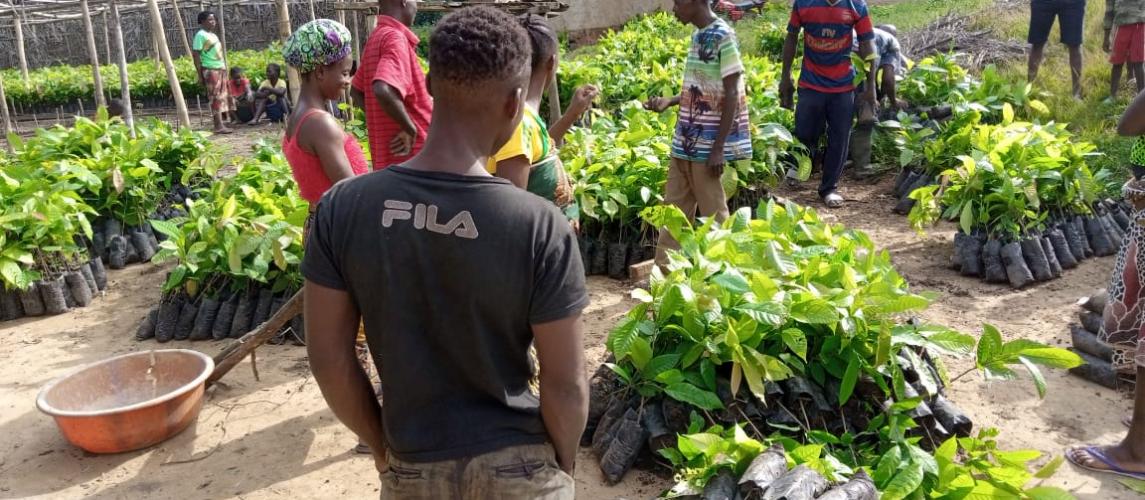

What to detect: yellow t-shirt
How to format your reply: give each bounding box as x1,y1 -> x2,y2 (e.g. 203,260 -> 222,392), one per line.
259,79 -> 287,102
486,106 -> 549,173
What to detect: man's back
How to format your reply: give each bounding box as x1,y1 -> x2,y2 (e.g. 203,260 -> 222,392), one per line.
788,0 -> 873,93
302,167 -> 587,462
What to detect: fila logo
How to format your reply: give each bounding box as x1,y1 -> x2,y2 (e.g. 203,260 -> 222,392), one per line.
381,200 -> 479,239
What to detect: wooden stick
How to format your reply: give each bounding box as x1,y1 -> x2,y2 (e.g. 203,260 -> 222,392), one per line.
207,289 -> 303,387
276,0 -> 300,105
101,10 -> 112,66
80,0 -> 107,108
109,0 -> 135,136
307,0 -> 316,21
169,0 -> 193,58
12,6 -> 28,85
0,75 -> 12,152
147,0 -> 191,128
217,0 -> 227,60
546,76 -> 561,128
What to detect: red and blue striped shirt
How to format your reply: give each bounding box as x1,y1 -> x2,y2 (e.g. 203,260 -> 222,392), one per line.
788,0 -> 873,93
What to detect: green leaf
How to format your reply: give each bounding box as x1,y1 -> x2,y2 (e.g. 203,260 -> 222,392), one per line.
713,270 -> 750,294
881,462 -> 924,500
959,203 -> 974,234
664,383 -> 723,410
1025,486 -> 1076,500
781,328 -> 808,361
644,354 -> 681,378
150,219 -> 182,239
1018,356 -> 1048,398
659,283 -> 690,322
630,337 -> 653,371
790,299 -> 840,324
838,354 -> 860,405
976,323 -> 1004,368
607,319 -> 639,359
1018,348 -> 1085,369
604,362 -> 633,384
763,241 -> 798,275
922,330 -> 976,356
163,266 -> 187,291
0,259 -> 22,288
1034,455 -> 1065,479
1119,478 -> 1145,494
736,302 -> 787,327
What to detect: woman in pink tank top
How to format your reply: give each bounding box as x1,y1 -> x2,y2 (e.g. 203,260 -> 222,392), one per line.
282,19 -> 377,458
282,18 -> 369,235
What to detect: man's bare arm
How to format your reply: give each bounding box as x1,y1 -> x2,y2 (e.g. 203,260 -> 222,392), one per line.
533,314 -> 588,475
305,281 -> 386,465
371,80 -> 417,136
1120,90 -> 1145,136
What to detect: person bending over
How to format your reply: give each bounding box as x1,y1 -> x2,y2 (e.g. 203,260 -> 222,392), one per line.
304,7 -> 588,498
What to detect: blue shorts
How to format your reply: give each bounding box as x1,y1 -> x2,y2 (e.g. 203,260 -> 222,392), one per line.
1028,0 -> 1086,47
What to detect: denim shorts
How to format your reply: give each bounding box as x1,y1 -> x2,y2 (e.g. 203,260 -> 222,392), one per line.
1028,0 -> 1086,46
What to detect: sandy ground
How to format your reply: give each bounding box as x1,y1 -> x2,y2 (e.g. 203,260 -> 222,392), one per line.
0,126 -> 1139,499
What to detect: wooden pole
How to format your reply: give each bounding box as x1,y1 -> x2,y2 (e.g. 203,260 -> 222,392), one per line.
216,0 -> 227,63
102,11 -> 112,66
276,0 -> 300,105
152,30 -> 162,72
546,78 -> 561,128
109,0 -> 135,136
351,11 -> 360,61
307,0 -> 316,21
146,0 -> 191,128
12,8 -> 28,85
168,0 -> 193,58
0,75 -> 12,152
80,0 -> 107,109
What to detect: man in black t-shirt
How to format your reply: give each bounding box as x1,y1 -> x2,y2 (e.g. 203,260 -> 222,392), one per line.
302,7 -> 589,498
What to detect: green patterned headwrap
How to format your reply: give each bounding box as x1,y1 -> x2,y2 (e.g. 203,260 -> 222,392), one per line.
283,19 -> 353,74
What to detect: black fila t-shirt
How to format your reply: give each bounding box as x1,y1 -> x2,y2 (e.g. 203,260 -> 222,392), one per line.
302,165 -> 588,462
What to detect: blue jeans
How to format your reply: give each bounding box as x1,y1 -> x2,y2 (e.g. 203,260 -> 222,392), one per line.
794,88 -> 855,198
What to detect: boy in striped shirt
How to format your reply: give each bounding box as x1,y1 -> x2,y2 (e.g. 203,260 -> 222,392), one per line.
780,0 -> 876,208
645,0 -> 752,264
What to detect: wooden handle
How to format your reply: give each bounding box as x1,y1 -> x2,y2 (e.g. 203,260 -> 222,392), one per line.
207,288 -> 304,387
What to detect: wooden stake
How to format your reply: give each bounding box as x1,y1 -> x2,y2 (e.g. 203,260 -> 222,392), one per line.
546,77 -> 561,129
109,0 -> 135,136
168,0 -> 193,58
307,0 -> 316,21
102,11 -> 112,66
147,0 -> 191,128
81,0 -> 107,108
216,0 -> 227,62
0,76 -> 12,152
351,11 -> 360,61
12,7 -> 28,85
276,0 -> 300,105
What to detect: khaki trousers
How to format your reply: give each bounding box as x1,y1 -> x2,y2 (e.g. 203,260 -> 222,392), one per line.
380,443 -> 574,499
655,157 -> 730,265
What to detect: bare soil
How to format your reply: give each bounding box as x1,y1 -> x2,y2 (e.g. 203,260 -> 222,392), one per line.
0,131 -> 1137,499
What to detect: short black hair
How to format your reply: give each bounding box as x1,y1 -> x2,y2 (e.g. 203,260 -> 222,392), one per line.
266,63 -> 281,73
519,14 -> 558,71
429,6 -> 531,86
197,11 -> 214,24
229,67 -> 243,78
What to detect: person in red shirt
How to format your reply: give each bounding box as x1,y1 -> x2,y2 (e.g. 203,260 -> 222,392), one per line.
350,0 -> 433,170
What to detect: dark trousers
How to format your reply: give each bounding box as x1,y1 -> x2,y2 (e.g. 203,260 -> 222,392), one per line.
794,88 -> 855,197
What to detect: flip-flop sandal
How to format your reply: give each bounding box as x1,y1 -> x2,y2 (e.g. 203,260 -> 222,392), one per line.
785,168 -> 800,188
1067,445 -> 1145,480
1124,415 -> 1133,428
354,442 -> 372,454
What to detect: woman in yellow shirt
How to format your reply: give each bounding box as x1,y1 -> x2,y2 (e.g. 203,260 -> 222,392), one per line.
488,15 -> 598,209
